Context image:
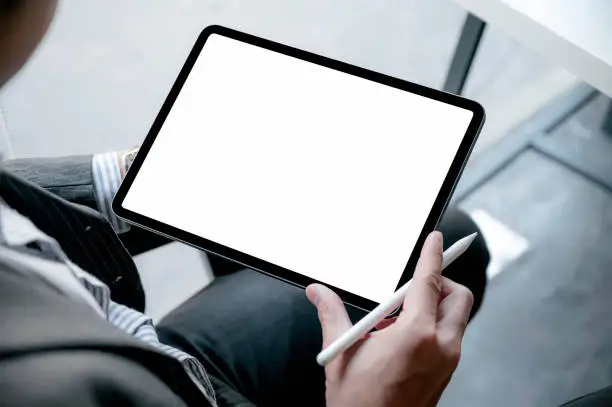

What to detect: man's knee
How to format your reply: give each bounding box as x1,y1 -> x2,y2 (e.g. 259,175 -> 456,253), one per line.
438,208 -> 490,319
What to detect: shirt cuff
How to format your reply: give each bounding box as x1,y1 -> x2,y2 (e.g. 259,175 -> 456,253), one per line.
92,152 -> 130,233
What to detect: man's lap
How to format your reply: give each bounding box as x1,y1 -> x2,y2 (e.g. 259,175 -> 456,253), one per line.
157,209 -> 489,406
157,268 -> 355,407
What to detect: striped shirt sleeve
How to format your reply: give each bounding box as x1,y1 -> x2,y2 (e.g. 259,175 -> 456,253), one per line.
92,152 -> 130,233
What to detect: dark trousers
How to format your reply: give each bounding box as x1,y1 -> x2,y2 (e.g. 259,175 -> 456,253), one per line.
157,209 -> 490,406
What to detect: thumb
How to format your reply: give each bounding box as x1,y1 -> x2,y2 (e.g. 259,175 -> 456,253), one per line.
306,284 -> 353,348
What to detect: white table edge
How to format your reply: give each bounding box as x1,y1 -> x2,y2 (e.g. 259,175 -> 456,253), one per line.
452,0 -> 612,98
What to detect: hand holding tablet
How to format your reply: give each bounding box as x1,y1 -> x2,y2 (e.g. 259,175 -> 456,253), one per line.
315,231 -> 477,366
306,231 -> 475,407
113,25 -> 485,312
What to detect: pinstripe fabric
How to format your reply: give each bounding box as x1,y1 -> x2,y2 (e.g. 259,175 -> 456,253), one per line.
0,170 -> 146,311
92,152 -> 130,233
0,198 -> 217,406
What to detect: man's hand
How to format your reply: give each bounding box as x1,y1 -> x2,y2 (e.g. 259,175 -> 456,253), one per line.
306,231 -> 474,407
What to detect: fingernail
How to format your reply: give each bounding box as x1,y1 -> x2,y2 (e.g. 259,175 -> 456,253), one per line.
307,285 -> 320,306
429,231 -> 443,248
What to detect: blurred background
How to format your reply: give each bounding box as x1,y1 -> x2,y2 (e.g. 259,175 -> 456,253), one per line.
1,1 -> 611,406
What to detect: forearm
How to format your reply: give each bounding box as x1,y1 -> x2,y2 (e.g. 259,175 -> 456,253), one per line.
4,153 -> 129,232
4,151 -> 172,254
4,155 -> 98,210
92,150 -> 173,254
91,152 -> 131,233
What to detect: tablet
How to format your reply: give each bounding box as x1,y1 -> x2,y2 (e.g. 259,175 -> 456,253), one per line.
113,25 -> 484,311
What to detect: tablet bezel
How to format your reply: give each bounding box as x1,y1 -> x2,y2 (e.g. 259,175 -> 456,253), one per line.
113,25 -> 485,312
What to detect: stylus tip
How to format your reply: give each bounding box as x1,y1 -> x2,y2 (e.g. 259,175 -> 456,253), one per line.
466,232 -> 478,243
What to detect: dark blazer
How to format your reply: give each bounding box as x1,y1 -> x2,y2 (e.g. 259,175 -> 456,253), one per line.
0,161 -> 211,407
2,157 -> 146,311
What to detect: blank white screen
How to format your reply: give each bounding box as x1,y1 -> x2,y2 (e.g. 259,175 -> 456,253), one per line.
122,34 -> 474,304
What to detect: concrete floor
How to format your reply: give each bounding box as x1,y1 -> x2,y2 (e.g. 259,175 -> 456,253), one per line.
444,96 -> 612,406
1,0 -> 607,406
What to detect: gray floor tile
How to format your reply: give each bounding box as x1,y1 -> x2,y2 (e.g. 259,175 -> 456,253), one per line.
443,150 -> 612,407
544,95 -> 612,188
134,242 -> 214,322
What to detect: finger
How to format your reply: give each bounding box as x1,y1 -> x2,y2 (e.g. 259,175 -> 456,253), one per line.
412,231 -> 444,280
401,231 -> 444,320
306,284 -> 353,348
375,317 -> 397,331
437,277 -> 474,341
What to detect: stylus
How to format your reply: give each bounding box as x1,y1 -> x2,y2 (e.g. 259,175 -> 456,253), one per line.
316,232 -> 478,366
